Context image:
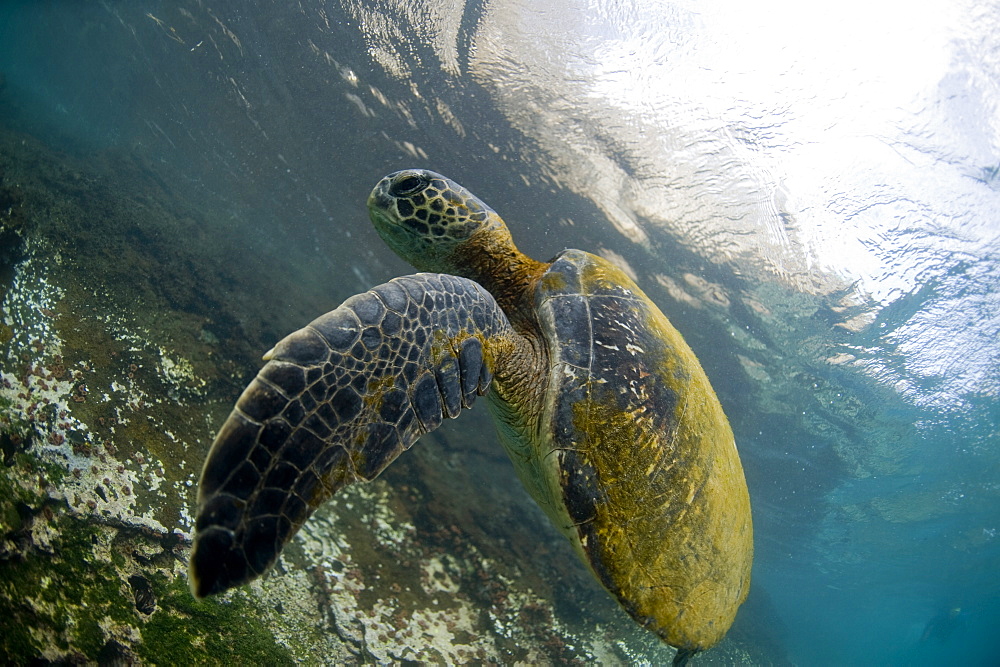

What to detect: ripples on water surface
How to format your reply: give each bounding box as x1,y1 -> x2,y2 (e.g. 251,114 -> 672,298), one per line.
0,0 -> 998,664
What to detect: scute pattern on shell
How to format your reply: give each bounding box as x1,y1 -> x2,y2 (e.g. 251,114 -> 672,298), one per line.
535,250 -> 752,652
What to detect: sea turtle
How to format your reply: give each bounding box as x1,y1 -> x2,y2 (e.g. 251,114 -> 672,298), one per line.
189,169 -> 752,663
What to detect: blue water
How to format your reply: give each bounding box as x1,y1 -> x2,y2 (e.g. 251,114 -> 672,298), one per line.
2,1 -> 998,664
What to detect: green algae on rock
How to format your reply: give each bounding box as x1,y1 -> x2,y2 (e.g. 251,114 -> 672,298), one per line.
0,125 -> 298,663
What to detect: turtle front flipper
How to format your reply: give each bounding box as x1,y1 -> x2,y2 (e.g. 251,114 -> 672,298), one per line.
189,273 -> 514,598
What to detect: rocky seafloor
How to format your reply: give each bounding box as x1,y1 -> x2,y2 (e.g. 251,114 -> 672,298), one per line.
0,119 -> 780,664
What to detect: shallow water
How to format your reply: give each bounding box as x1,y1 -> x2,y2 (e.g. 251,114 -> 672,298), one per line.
1,0 -> 998,664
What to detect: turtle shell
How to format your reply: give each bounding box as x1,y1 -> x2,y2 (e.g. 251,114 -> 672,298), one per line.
533,249 -> 752,652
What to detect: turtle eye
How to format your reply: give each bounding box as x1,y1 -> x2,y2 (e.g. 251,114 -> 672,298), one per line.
389,174 -> 426,197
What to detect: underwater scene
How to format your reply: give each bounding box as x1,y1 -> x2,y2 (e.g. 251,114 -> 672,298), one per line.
1,1 -> 998,664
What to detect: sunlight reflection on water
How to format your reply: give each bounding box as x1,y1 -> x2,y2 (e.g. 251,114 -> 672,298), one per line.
463,0 -> 1000,412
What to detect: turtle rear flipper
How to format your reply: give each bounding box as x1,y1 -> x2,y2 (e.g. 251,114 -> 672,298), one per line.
189,273 -> 514,598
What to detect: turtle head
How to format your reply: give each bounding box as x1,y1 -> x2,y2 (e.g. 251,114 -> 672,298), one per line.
368,169 -> 513,275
